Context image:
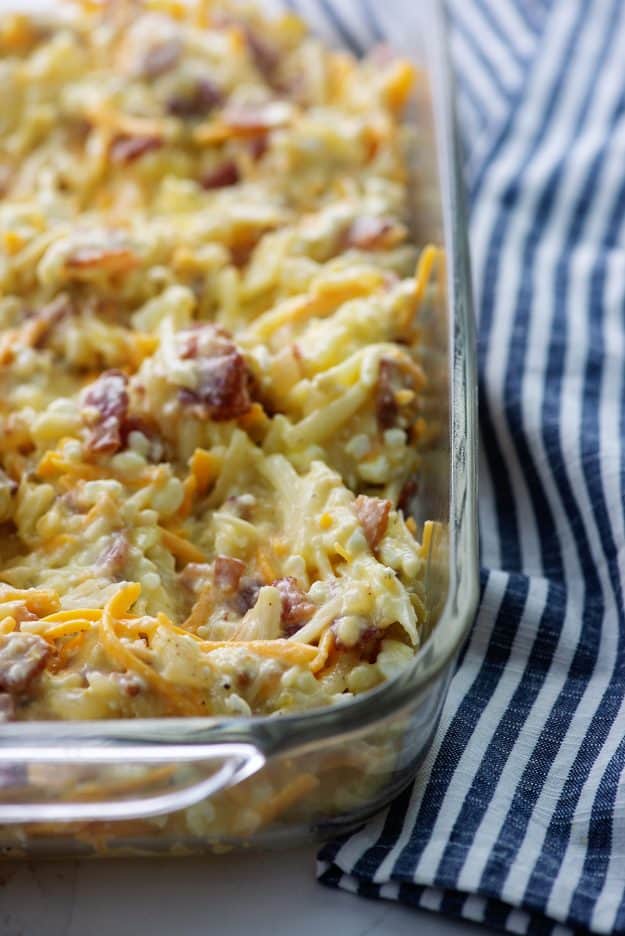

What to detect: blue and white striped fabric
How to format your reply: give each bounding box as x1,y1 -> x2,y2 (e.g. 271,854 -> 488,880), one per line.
315,1 -> 625,933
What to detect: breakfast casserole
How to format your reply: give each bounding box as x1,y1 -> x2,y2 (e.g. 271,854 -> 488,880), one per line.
0,0 -> 438,723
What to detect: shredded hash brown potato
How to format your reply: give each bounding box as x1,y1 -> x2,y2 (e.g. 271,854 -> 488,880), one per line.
0,0 -> 436,721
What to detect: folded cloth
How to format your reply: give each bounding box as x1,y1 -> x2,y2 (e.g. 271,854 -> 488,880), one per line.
315,1 -> 625,933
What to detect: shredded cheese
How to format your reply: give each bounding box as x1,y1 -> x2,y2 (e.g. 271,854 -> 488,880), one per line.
0,0 -> 435,726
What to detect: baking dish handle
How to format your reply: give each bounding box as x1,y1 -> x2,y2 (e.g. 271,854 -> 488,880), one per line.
0,741 -> 265,823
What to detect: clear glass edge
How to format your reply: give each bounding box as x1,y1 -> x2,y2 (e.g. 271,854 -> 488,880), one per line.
0,0 -> 479,759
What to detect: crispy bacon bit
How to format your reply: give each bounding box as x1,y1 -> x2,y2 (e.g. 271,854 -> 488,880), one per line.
66,245 -> 138,274
167,78 -> 223,117
178,325 -> 252,422
112,672 -> 144,697
0,693 -> 15,722
248,134 -> 268,161
243,28 -> 279,81
110,134 -> 162,165
208,541 -> 260,614
0,633 -> 51,695
236,670 -> 252,690
354,495 -> 391,550
272,577 -> 315,637
397,478 -> 419,517
178,322 -> 229,358
346,216 -> 403,251
228,234 -> 261,269
200,160 -> 239,190
140,38 -> 182,79
361,626 -> 383,661
223,494 -> 256,521
230,576 -> 262,615
31,294 -> 73,348
375,356 -> 421,431
83,370 -> 129,455
376,358 -> 399,429
177,328 -> 200,360
98,532 -> 130,579
214,555 -> 245,593
119,416 -> 163,463
335,624 -> 382,662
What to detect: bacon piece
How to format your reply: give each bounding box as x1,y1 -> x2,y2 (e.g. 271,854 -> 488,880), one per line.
358,626 -> 383,662
397,478 -> 419,517
83,370 -> 129,455
346,216 -> 403,251
209,549 -> 260,615
200,160 -> 239,190
178,322 -> 229,359
119,416 -> 163,463
375,356 -> 422,431
222,494 -> 256,521
214,555 -> 245,593
376,358 -> 399,430
0,633 -> 51,694
229,576 -> 262,616
140,38 -> 182,79
112,672 -> 145,697
177,326 -> 252,422
243,28 -> 279,81
98,532 -> 130,579
247,134 -> 268,161
167,78 -> 223,117
334,622 -> 382,661
228,234 -> 261,269
236,670 -> 252,690
272,577 -> 315,637
110,134 -> 162,165
181,352 -> 250,420
31,294 -> 73,348
354,495 -> 391,550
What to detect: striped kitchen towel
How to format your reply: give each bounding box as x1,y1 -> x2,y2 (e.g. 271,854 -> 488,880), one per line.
314,0 -> 625,933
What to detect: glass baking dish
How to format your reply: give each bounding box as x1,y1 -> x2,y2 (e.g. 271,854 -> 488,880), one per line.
0,0 -> 478,857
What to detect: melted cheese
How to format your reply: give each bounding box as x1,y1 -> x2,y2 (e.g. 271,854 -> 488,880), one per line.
0,0 -> 436,722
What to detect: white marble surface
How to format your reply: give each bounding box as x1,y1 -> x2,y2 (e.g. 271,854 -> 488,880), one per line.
0,845 -> 493,936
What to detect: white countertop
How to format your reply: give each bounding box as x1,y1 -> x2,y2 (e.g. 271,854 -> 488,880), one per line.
1,845 -> 491,936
